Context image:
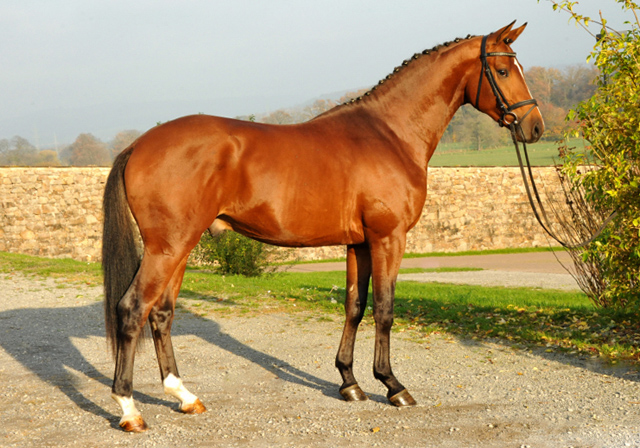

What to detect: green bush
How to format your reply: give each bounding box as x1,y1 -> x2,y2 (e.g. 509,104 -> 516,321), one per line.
194,231 -> 274,277
552,0 -> 640,308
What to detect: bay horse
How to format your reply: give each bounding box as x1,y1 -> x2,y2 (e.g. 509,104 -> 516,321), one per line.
102,21 -> 544,432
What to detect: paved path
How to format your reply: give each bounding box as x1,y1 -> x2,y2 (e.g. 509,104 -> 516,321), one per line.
288,251 -> 573,274
289,251 -> 581,291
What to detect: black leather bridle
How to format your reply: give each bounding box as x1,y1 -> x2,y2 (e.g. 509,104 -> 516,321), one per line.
476,34 -> 616,249
475,34 -> 539,128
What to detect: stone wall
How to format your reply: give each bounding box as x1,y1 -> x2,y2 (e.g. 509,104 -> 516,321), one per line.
0,167 -> 110,261
0,166 -> 561,262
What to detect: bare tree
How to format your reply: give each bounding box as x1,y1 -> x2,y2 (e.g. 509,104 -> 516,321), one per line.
261,109 -> 295,125
110,130 -> 142,159
544,162 -> 615,307
67,133 -> 110,166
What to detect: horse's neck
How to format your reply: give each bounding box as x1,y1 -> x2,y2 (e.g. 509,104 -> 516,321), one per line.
361,42 -> 477,168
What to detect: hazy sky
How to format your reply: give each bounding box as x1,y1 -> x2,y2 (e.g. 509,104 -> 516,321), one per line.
0,0 -> 633,147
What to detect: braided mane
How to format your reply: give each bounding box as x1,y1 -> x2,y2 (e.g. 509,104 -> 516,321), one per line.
341,34 -> 476,106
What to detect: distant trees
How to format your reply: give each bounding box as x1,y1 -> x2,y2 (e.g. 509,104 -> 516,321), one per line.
64,133 -> 110,166
0,65 -> 598,166
110,130 -> 142,159
259,97 -> 344,124
524,65 -> 598,140
441,105 -> 510,150
35,150 -> 61,166
0,130 -> 142,167
298,98 -> 338,121
257,66 -> 597,153
0,136 -> 37,165
0,136 -> 61,166
262,109 -> 295,125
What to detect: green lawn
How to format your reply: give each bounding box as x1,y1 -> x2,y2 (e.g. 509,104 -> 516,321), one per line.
181,268 -> 639,365
1,251 -> 638,364
430,138 -> 587,167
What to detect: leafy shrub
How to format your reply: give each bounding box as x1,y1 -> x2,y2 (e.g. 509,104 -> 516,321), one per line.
193,231 -> 277,277
551,0 -> 640,308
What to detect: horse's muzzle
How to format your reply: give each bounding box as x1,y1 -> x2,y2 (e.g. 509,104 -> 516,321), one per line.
517,116 -> 544,144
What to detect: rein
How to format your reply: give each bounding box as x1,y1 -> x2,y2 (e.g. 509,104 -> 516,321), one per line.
476,35 -> 617,249
508,123 -> 617,249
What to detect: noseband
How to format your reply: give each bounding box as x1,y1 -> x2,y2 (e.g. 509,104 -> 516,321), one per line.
475,35 -> 538,127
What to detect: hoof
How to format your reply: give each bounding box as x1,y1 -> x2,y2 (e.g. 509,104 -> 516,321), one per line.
180,398 -> 207,414
119,415 -> 148,432
340,384 -> 368,402
388,389 -> 417,407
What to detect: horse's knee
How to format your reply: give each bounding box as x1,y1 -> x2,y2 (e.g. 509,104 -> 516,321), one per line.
373,308 -> 394,332
344,309 -> 365,328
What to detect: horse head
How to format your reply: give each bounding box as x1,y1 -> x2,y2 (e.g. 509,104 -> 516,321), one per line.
467,21 -> 544,143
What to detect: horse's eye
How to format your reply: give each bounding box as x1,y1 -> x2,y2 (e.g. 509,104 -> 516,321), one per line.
497,69 -> 509,78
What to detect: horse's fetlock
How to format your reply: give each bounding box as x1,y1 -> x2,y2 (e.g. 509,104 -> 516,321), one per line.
335,358 -> 352,371
373,370 -> 391,382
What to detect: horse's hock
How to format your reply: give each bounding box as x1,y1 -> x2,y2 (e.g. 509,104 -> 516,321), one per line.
0,166 -> 562,262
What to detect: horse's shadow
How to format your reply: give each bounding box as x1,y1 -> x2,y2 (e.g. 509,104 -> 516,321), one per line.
0,301 -> 121,423
0,296 -> 365,427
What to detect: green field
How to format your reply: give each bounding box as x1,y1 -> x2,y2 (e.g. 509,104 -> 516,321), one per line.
1,251 -> 638,365
430,138 -> 587,167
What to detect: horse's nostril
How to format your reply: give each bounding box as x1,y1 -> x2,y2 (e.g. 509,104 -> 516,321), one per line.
532,123 -> 541,140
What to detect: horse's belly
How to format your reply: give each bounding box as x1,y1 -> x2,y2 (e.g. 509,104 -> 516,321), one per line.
218,209 -> 365,248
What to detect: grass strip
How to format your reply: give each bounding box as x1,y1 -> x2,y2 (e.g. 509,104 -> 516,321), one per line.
429,138 -> 587,167
0,251 -> 102,285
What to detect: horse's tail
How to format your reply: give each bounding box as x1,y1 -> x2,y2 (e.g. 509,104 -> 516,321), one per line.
102,146 -> 140,357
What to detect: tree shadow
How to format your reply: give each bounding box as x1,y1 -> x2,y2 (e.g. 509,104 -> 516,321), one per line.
390,290 -> 640,382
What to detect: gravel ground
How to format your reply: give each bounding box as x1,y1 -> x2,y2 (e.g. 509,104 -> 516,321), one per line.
1,272 -> 639,447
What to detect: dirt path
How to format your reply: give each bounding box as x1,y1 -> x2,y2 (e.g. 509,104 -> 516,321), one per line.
1,273 -> 639,447
288,251 -> 575,274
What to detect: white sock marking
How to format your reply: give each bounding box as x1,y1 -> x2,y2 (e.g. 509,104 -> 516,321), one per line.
111,394 -> 141,423
164,374 -> 198,406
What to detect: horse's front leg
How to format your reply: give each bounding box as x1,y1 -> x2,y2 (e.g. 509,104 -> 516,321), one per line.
369,232 -> 417,407
335,243 -> 372,401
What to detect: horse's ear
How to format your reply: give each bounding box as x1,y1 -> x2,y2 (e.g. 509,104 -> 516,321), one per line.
492,20 -> 516,42
503,22 -> 527,45
493,21 -> 527,45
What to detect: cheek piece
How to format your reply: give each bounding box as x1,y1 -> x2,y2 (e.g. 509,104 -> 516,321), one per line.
474,34 -> 538,127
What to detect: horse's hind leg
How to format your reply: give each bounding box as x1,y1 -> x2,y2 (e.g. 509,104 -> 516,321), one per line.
335,243 -> 371,401
111,253 -> 187,432
148,255 -> 206,414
